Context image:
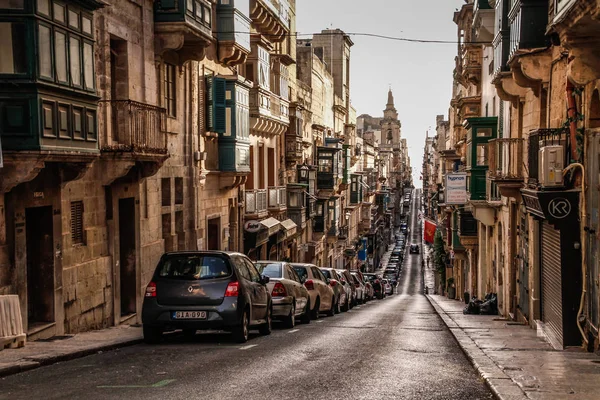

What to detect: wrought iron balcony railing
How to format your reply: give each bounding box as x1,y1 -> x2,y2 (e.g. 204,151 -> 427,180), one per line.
100,100 -> 167,154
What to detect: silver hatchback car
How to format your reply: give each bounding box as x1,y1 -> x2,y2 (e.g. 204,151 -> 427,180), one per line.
255,261 -> 311,327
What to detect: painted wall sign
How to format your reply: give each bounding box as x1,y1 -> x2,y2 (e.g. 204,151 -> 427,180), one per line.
445,173 -> 467,205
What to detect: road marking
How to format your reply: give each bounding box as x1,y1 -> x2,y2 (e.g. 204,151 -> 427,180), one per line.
97,379 -> 176,389
239,344 -> 258,350
316,320 -> 324,323
288,329 -> 300,334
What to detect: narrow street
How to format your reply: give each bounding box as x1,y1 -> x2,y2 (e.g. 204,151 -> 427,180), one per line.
0,192 -> 492,400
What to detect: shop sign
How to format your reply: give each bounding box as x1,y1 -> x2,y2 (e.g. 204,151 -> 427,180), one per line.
537,190 -> 580,226
521,189 -> 544,218
445,173 -> 467,205
244,220 -> 261,233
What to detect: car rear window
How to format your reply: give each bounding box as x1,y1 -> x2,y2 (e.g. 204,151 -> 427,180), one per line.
293,266 -> 308,282
157,255 -> 231,280
255,263 -> 282,278
321,269 -> 331,279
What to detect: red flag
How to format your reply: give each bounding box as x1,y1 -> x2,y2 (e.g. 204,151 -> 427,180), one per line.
423,219 -> 436,244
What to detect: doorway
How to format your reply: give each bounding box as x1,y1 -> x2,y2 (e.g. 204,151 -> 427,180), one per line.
26,206 -> 55,327
119,198 -> 136,317
207,217 -> 220,250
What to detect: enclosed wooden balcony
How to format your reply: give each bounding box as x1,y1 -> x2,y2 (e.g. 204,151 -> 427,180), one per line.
461,45 -> 483,85
268,186 -> 287,212
216,1 -> 252,66
250,0 -> 291,42
250,88 -> 290,136
245,189 -> 268,219
154,0 -> 214,63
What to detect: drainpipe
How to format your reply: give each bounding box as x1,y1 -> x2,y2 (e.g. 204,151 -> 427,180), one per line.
566,80 -> 579,162
563,163 -> 588,348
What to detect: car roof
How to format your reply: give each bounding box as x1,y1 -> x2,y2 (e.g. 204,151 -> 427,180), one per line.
162,251 -> 244,258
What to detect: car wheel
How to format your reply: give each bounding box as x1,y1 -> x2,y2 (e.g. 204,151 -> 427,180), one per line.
259,306 -> 272,335
300,300 -> 311,324
326,298 -> 335,317
335,297 -> 341,314
342,297 -> 348,312
283,303 -> 296,329
233,308 -> 250,343
311,298 -> 320,320
182,329 -> 196,341
143,325 -> 163,344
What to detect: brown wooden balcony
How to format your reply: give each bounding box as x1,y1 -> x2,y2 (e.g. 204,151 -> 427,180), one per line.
286,135 -> 303,162
487,138 -> 524,197
101,100 -> 168,156
461,45 -> 483,85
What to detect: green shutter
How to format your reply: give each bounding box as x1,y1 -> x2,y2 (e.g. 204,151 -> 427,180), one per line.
213,77 -> 227,134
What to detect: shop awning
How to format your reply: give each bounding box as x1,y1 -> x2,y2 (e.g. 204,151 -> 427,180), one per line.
280,219 -> 298,238
260,217 -> 281,236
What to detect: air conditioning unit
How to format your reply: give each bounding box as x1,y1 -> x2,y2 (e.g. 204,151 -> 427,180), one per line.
538,145 -> 564,187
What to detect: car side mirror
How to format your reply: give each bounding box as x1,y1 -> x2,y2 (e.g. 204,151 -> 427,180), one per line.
261,275 -> 270,284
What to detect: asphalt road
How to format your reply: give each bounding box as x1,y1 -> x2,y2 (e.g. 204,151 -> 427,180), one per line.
0,190 -> 492,400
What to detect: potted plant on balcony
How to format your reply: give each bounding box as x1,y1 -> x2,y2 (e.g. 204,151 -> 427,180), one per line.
447,277 -> 456,299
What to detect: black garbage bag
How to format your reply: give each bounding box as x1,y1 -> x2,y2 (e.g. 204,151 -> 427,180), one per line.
479,293 -> 498,315
463,297 -> 483,315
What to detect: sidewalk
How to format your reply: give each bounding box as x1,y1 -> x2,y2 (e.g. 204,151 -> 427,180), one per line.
0,325 -> 142,378
427,294 -> 600,400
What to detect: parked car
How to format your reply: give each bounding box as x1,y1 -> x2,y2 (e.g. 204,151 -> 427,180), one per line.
409,244 -> 420,254
383,279 -> 394,296
142,251 -> 272,344
350,272 -> 366,304
320,268 -> 347,314
335,269 -> 355,311
362,276 -> 374,300
364,273 -> 384,299
255,261 -> 311,327
291,263 -> 335,318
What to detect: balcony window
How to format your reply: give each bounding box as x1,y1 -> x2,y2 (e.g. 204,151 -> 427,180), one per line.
0,23 -> 27,74
476,144 -> 487,166
164,63 -> 176,117
37,0 -> 50,15
318,158 -> 332,172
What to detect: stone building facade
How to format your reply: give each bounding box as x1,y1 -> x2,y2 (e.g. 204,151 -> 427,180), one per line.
0,0 -> 411,339
425,0 -> 600,353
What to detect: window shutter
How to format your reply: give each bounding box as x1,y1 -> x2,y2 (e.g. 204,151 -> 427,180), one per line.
71,201 -> 84,244
213,77 -> 227,134
205,76 -> 214,131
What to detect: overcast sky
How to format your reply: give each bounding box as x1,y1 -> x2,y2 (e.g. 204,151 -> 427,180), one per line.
296,0 -> 465,188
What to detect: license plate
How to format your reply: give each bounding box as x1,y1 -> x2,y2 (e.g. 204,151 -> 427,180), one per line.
172,311 -> 207,320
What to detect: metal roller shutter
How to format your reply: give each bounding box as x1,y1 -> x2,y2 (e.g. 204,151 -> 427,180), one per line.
541,222 -> 563,347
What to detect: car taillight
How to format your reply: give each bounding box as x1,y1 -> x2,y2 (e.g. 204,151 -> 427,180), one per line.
225,281 -> 239,297
271,282 -> 287,297
329,279 -> 338,287
375,279 -> 380,285
355,283 -> 360,288
145,282 -> 157,297
304,279 -> 314,290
